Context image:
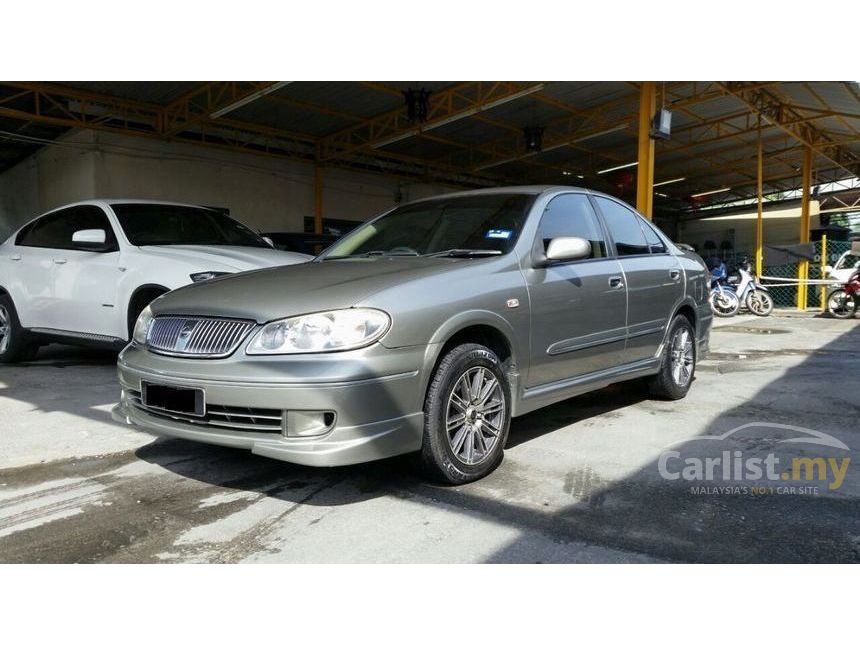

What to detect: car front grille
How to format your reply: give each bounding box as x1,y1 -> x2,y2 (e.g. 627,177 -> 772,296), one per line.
127,389 -> 284,433
147,316 -> 256,358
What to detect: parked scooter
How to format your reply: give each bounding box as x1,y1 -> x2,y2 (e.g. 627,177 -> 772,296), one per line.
708,257 -> 740,317
826,268 -> 860,319
727,257 -> 774,316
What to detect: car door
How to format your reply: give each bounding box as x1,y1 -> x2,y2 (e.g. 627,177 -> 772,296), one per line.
49,205 -> 122,338
592,196 -> 683,363
8,209 -> 76,330
523,193 -> 627,389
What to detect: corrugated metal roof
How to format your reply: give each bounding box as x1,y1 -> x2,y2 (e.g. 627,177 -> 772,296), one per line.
0,81 -> 856,214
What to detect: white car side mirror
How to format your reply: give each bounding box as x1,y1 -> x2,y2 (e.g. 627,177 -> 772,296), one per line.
262,236 -> 275,248
72,229 -> 108,250
545,236 -> 592,263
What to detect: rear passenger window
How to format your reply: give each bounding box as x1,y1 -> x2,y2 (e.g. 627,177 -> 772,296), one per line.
537,194 -> 607,259
594,197 -> 649,256
639,220 -> 667,254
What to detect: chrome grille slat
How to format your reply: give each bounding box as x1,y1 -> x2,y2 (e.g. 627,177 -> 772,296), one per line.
146,316 -> 255,357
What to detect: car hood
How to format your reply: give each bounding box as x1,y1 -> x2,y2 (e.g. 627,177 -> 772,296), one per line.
139,245 -> 311,271
150,256 -> 480,322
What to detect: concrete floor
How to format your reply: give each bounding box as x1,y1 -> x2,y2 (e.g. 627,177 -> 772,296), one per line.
1,313 -> 858,563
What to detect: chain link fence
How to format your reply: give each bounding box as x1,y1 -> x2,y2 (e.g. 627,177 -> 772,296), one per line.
702,240 -> 853,308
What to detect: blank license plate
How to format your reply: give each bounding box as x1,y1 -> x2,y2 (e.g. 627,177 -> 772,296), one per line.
141,381 -> 205,417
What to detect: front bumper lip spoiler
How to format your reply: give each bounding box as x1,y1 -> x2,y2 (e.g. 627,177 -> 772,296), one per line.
112,400 -> 424,467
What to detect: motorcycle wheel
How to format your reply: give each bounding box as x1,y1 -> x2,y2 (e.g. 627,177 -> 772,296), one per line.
746,289 -> 774,316
827,289 -> 857,319
710,290 -> 740,317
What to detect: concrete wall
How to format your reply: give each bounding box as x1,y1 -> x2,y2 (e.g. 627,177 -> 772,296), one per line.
678,203 -> 821,253
0,129 -> 450,241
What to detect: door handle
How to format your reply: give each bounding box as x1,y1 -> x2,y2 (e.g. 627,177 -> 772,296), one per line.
10,255 -> 21,261
669,269 -> 681,280
609,276 -> 624,289
53,258 -> 67,265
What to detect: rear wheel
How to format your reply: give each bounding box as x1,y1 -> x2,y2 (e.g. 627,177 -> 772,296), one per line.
746,289 -> 774,316
420,343 -> 511,484
0,295 -> 39,364
647,315 -> 696,400
827,289 -> 857,319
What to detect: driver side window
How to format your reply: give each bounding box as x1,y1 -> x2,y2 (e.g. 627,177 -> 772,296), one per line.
537,194 -> 607,260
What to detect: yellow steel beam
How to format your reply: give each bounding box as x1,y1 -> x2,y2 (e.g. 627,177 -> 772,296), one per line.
819,234 -> 828,311
797,145 -> 813,310
756,117 -> 764,277
318,82 -> 545,162
719,82 -> 860,177
636,81 -> 656,217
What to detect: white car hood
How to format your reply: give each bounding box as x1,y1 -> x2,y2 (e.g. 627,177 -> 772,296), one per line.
138,245 -> 311,271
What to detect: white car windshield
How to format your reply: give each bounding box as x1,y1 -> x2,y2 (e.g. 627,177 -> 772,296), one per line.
113,204 -> 270,248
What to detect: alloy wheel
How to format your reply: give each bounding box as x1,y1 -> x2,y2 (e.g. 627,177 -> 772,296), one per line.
670,327 -> 694,387
445,366 -> 505,466
0,304 -> 9,355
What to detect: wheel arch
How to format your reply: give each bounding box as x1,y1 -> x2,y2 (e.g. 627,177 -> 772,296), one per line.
419,312 -> 521,413
126,283 -> 170,338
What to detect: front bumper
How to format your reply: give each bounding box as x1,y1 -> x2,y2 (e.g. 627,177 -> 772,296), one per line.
113,343 -> 428,467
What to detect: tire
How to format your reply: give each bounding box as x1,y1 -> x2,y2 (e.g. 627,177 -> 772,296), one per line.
647,315 -> 696,400
0,295 -> 40,364
746,289 -> 774,316
419,343 -> 511,484
827,289 -> 857,319
710,289 -> 739,317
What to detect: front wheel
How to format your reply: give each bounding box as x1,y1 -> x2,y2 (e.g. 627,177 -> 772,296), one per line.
746,289 -> 774,316
0,295 -> 39,364
420,343 -> 511,484
827,289 -> 857,319
710,289 -> 740,317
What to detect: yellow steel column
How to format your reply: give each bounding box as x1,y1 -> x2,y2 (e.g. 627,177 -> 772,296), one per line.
636,81 -> 656,219
755,116 -> 764,277
797,146 -> 813,310
819,234 -> 828,310
313,165 -> 323,235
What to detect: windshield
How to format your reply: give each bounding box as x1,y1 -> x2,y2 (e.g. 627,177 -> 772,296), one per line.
322,193 -> 535,259
836,253 -> 859,270
112,204 -> 270,248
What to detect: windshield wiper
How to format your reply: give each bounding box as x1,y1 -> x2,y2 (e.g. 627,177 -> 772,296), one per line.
322,249 -> 420,261
424,248 -> 503,258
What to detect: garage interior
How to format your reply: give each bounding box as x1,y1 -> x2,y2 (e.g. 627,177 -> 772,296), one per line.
0,81 -> 858,563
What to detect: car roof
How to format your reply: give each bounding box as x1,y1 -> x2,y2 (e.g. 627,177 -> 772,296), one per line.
402,185 -> 619,206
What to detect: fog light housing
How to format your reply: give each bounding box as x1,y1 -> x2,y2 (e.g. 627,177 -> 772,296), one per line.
285,410 -> 336,437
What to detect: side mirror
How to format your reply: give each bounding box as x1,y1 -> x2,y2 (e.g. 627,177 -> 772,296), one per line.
824,265 -> 833,276
72,229 -> 108,251
262,236 -> 275,248
544,236 -> 591,264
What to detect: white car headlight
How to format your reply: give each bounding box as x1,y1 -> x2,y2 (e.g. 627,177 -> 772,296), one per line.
246,308 -> 390,355
132,305 -> 154,345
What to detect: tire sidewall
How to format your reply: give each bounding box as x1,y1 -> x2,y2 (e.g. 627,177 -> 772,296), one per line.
746,289 -> 773,316
0,295 -> 29,363
424,345 -> 511,484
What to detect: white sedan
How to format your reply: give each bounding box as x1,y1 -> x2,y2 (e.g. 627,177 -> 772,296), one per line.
0,200 -> 310,362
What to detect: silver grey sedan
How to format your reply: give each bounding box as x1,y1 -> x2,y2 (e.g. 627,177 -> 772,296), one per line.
113,186 -> 712,483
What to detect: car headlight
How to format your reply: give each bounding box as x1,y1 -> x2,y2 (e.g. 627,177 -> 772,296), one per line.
132,305 -> 154,345
246,308 -> 390,355
190,271 -> 230,283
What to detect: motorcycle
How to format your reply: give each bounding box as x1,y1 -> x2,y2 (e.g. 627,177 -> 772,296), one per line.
727,257 -> 774,316
826,268 -> 860,319
708,259 -> 740,317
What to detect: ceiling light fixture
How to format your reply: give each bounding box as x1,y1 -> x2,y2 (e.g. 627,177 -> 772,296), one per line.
690,187 -> 732,198
655,191 -> 668,198
210,81 -> 293,119
596,161 -> 638,175
653,177 -> 686,187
